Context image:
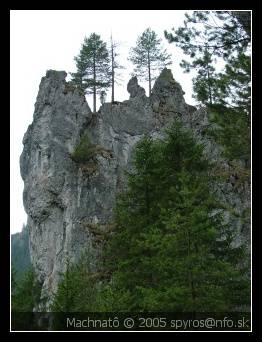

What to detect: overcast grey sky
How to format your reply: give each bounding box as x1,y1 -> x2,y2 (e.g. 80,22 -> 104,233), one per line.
11,10 -> 198,234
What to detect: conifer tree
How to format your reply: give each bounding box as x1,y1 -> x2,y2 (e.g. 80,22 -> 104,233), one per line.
11,266 -> 42,312
129,28 -> 172,95
164,11 -> 251,111
104,121 -> 250,311
165,11 -> 251,193
50,251 -> 100,312
180,47 -> 219,105
70,33 -> 110,112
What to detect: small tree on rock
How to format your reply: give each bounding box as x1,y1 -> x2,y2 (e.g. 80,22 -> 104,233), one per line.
71,33 -> 111,112
129,28 -> 172,95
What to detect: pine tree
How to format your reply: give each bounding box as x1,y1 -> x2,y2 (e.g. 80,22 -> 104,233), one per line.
165,11 -> 251,207
129,28 -> 172,95
164,11 -> 251,110
104,121 -> 250,312
11,267 -> 43,330
70,33 -> 111,112
50,250 -> 100,312
180,47 -> 219,105
70,51 -> 88,94
11,266 -> 42,312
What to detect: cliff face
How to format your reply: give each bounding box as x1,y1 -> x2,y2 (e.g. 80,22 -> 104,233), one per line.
20,69 -> 250,299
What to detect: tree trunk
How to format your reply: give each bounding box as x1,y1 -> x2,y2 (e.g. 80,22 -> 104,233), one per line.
148,50 -> 151,96
93,56 -> 96,113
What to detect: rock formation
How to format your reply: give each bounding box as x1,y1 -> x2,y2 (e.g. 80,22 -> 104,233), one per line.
20,68 -> 250,301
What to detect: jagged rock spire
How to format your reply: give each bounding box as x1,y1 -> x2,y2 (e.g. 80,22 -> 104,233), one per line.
127,76 -> 146,99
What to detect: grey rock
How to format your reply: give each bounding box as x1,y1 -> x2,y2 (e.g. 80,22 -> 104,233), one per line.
20,70 -> 93,296
151,68 -> 196,116
20,68 -> 250,303
127,76 -> 146,99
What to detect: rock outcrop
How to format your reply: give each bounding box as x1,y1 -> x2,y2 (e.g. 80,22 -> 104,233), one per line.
20,68 -> 250,301
127,76 -> 146,99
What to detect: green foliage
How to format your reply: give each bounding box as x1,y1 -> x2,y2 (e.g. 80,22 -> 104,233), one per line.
71,133 -> 96,164
180,47 -> 221,105
69,50 -> 88,93
207,104 -> 250,166
103,121 -> 250,312
222,52 -> 251,114
130,28 -> 172,94
165,11 -> 251,110
70,33 -> 111,112
50,250 -> 102,313
12,266 -> 42,312
164,11 -> 251,215
11,265 -> 17,295
11,224 -> 31,280
50,121 -> 250,314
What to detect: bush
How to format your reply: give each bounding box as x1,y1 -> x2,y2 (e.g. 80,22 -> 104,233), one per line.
71,134 -> 96,163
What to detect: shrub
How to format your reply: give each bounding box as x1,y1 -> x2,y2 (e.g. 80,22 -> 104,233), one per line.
71,134 -> 96,163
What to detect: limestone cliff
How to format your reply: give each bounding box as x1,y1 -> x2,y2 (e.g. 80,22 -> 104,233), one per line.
20,69 -> 250,301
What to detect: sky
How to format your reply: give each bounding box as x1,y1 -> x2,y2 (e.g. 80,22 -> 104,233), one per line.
10,10 -> 198,234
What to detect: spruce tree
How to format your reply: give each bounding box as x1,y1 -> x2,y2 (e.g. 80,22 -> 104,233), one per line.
50,251 -> 100,312
11,266 -> 42,312
129,28 -> 172,95
70,33 -> 110,112
104,121 -> 250,312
